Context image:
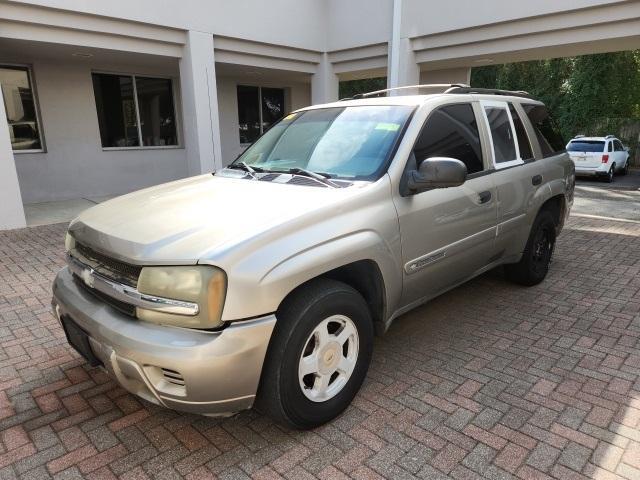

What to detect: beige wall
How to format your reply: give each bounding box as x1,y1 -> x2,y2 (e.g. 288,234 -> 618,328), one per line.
8,0 -> 327,52
401,0 -> 622,38
2,55 -> 189,204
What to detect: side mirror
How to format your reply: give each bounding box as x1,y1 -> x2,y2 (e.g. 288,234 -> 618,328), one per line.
624,146 -> 630,152
406,157 -> 467,194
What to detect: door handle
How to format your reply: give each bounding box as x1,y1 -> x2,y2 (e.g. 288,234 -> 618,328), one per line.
532,174 -> 542,186
478,190 -> 492,204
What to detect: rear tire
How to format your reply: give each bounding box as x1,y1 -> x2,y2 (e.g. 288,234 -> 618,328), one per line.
606,165 -> 615,183
255,278 -> 373,429
505,210 -> 556,286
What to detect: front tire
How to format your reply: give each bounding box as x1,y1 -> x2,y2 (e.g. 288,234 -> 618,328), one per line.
256,279 -> 373,429
505,210 -> 556,286
622,161 -> 630,176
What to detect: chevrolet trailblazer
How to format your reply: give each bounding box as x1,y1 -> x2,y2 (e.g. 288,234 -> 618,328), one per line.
52,85 -> 574,429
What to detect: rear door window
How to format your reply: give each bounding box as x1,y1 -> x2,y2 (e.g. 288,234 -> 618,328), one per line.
522,104 -> 565,157
567,141 -> 605,152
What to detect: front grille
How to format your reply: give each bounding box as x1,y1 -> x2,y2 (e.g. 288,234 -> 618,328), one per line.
73,242 -> 142,287
72,276 -> 136,317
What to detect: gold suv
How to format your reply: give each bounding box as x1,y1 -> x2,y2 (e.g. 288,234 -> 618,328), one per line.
53,85 -> 574,428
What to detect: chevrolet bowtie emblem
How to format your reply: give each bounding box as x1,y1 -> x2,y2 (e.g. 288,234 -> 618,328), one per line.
80,268 -> 95,288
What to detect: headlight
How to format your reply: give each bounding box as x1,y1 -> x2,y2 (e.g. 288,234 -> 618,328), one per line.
65,233 -> 76,252
136,266 -> 226,329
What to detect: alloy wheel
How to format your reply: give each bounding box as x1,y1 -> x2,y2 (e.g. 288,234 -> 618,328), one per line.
298,315 -> 359,402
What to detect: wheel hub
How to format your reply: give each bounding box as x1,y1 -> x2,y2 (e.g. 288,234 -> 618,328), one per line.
298,315 -> 359,402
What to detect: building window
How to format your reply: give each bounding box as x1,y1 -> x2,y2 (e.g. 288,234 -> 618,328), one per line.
237,85 -> 285,144
92,73 -> 178,148
0,65 -> 44,152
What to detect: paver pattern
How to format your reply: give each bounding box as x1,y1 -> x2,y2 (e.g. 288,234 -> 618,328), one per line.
0,213 -> 639,479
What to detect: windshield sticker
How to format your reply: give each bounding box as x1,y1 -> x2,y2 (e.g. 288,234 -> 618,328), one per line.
375,122 -> 400,132
283,113 -> 298,122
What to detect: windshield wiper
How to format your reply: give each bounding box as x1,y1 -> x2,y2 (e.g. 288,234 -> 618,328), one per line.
285,168 -> 340,188
227,162 -> 263,179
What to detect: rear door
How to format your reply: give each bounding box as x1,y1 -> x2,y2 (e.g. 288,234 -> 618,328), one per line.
478,100 -> 535,260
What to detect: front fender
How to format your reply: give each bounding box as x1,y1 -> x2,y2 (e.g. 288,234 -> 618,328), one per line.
220,230 -> 402,322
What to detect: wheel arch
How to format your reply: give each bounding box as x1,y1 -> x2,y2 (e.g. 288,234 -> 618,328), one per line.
275,260 -> 387,336
538,193 -> 567,235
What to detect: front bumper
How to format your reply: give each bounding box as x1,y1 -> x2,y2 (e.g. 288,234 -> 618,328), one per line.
52,267 -> 276,416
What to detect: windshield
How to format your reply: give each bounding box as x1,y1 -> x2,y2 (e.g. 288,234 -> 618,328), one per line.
567,140 -> 605,152
232,105 -> 413,180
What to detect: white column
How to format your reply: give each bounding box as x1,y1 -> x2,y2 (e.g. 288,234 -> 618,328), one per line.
0,98 -> 26,230
387,0 -> 419,92
179,31 -> 222,175
311,53 -> 339,104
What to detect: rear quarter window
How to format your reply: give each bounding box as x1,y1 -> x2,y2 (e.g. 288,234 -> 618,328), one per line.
522,104 -> 565,158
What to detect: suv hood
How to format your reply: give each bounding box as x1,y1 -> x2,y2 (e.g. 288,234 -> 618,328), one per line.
69,174 -> 360,264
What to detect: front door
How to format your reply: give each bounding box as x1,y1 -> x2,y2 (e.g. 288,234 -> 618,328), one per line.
393,102 -> 499,307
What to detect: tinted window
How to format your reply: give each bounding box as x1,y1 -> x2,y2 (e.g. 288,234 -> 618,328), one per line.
237,85 -> 260,144
509,104 -> 533,160
567,141 -> 605,152
1,65 -> 43,151
261,87 -> 285,130
614,140 -> 623,151
135,77 -> 177,147
522,104 -> 565,157
237,85 -> 286,144
92,73 -> 177,148
608,142 -> 613,152
485,106 -> 516,163
413,103 -> 484,175
92,74 -> 139,147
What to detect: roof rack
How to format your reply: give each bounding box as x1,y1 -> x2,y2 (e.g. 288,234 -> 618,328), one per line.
605,134 -> 615,139
340,84 -> 535,101
444,86 -> 534,99
342,83 -> 470,100
573,134 -> 586,139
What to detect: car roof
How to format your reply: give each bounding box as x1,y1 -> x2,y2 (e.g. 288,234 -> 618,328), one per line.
568,137 -> 615,142
296,93 -> 543,111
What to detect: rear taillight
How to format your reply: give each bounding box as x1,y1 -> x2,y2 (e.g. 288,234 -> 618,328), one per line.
602,154 -> 609,163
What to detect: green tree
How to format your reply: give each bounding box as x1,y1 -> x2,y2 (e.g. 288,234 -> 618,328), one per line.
338,77 -> 386,99
471,51 -> 640,146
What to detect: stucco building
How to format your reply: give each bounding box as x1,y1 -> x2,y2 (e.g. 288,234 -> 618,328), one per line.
1,0 -> 639,228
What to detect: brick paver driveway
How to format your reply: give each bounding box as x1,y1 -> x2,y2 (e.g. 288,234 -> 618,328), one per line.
1,208 -> 639,478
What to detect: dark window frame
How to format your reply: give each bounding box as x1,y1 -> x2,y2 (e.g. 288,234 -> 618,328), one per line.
0,63 -> 46,153
91,71 -> 180,150
237,84 -> 286,145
